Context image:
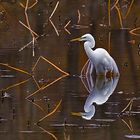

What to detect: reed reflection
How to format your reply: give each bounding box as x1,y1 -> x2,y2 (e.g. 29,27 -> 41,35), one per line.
72,75 -> 119,120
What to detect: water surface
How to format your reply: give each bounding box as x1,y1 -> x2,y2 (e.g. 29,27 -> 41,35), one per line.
0,1 -> 140,140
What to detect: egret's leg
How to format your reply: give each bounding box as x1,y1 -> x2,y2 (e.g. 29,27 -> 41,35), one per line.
85,61 -> 94,78
80,61 -> 94,92
87,74 -> 94,91
86,62 -> 94,76
86,61 -> 91,76
85,62 -> 94,91
80,77 -> 90,93
80,59 -> 90,77
80,73 -> 94,93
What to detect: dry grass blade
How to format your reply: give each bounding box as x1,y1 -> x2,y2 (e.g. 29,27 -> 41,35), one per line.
19,0 -> 38,9
121,118 -> 133,132
64,20 -> 71,34
111,0 -> 119,10
0,78 -> 31,92
32,56 -> 42,71
0,63 -> 32,76
19,37 -> 38,51
121,98 -> 134,113
129,99 -> 133,112
49,19 -> 59,36
24,0 -> 34,38
49,1 -> 60,19
108,0 -> 111,27
32,56 -> 69,75
19,0 -> 39,52
37,125 -> 58,140
19,20 -> 39,37
42,74 -> 68,90
32,76 -> 40,89
38,99 -> 62,123
25,0 -> 36,43
115,4 -> 123,28
124,0 -> 134,19
25,88 -> 42,99
129,27 -> 140,36
49,1 -> 60,36
108,31 -> 111,53
26,98 -> 46,113
19,0 -> 39,56
129,120 -> 133,132
26,55 -> 69,99
64,20 -> 71,28
77,9 -> 81,23
26,75 -> 67,99
40,56 -> 69,76
65,28 -> 71,35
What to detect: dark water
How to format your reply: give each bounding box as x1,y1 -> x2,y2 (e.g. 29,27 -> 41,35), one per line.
0,1 -> 140,140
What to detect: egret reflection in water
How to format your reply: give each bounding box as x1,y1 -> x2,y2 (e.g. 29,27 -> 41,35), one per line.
72,75 -> 119,120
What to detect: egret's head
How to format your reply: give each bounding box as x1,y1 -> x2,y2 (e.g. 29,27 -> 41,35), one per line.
71,34 -> 95,48
80,34 -> 95,42
71,34 -> 94,42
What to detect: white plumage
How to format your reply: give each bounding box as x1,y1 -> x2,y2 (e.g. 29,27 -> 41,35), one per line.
71,34 -> 119,76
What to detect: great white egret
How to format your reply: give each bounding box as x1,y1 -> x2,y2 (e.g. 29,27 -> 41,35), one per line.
71,34 -> 119,77
72,75 -> 119,120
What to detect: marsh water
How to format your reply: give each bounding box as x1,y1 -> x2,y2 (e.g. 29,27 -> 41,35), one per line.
0,1 -> 140,140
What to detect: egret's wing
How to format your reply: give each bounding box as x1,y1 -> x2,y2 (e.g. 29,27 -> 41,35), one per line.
103,57 -> 113,71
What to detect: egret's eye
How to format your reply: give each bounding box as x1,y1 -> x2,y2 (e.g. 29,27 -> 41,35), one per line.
81,36 -> 86,39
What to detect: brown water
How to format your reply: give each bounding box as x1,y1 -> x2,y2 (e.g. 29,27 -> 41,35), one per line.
0,1 -> 140,140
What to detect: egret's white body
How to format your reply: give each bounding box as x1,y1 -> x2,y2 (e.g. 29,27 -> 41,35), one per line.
71,34 -> 119,76
71,34 -> 120,120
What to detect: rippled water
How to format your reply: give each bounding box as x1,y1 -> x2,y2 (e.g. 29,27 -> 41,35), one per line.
0,1 -> 140,140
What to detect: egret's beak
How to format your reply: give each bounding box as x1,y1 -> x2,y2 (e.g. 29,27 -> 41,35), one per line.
70,37 -> 81,42
71,112 -> 82,116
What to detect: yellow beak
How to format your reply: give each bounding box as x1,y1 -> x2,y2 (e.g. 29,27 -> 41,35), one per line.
70,37 -> 81,42
71,112 -> 82,116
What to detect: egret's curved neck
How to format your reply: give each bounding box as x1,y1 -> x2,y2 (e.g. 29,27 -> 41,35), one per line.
84,41 -> 95,59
